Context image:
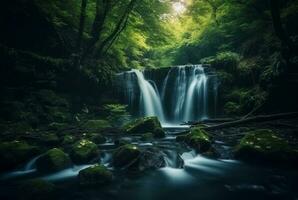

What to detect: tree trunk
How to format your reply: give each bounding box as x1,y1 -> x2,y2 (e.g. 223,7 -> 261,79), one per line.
202,112 -> 298,131
75,0 -> 88,69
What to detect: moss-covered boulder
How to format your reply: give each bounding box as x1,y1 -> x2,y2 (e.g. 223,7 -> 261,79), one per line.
70,139 -> 99,164
234,129 -> 298,164
18,179 -> 56,200
123,116 -> 165,138
113,144 -> 141,168
176,127 -> 211,153
78,164 -> 112,187
82,120 -> 112,132
36,148 -> 71,172
62,135 -> 76,145
0,140 -> 39,171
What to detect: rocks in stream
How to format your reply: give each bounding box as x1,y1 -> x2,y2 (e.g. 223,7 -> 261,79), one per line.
70,139 -> 100,164
176,127 -> 212,153
36,148 -> 71,172
0,140 -> 39,171
234,129 -> 298,165
78,164 -> 113,187
113,144 -> 141,168
123,116 -> 165,138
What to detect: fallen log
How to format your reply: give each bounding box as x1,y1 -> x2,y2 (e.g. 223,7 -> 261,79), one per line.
181,118 -> 237,125
201,112 -> 298,131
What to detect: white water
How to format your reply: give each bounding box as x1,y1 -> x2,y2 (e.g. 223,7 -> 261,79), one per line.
119,65 -> 215,125
132,69 -> 165,122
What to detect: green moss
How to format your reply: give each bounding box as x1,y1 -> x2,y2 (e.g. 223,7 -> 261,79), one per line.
224,101 -> 241,115
201,51 -> 240,73
103,104 -> 131,126
70,139 -> 99,164
176,127 -> 211,153
36,148 -> 71,172
18,179 -> 56,200
123,116 -> 165,138
235,129 -> 298,164
82,120 -> 112,132
113,144 -> 141,168
78,164 -> 112,187
0,140 -> 39,171
62,135 -> 76,145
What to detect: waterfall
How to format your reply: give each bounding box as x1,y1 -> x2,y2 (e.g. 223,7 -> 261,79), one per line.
117,64 -> 217,125
133,69 -> 165,122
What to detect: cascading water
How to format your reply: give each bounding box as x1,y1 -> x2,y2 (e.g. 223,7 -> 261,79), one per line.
117,64 -> 217,125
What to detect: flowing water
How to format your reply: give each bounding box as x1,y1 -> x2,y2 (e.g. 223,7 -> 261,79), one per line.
117,65 -> 218,125
0,65 -> 297,199
0,127 -> 297,200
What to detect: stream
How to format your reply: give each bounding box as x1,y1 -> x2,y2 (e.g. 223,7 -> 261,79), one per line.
1,126 -> 297,200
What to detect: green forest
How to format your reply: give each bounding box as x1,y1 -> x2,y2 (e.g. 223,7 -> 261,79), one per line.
0,0 -> 298,199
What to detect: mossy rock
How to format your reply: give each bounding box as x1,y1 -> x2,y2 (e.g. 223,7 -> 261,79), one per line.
70,139 -> 99,164
113,144 -> 141,168
234,129 -> 298,164
36,148 -> 71,172
62,135 -> 76,145
82,120 -> 112,132
18,179 -> 56,200
0,140 -> 39,171
78,164 -> 112,187
123,116 -> 165,138
176,127 -> 211,153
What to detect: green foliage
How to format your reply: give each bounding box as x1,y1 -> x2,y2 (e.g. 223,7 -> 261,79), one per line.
201,51 -> 240,72
224,86 -> 268,115
103,104 -> 131,126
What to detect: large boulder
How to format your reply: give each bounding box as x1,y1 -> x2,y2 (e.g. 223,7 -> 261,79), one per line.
36,148 -> 71,172
123,116 -> 165,138
176,127 -> 211,153
78,164 -> 113,187
18,179 -> 56,200
0,140 -> 39,171
70,139 -> 99,164
113,144 -> 141,168
234,129 -> 298,165
138,148 -> 167,171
